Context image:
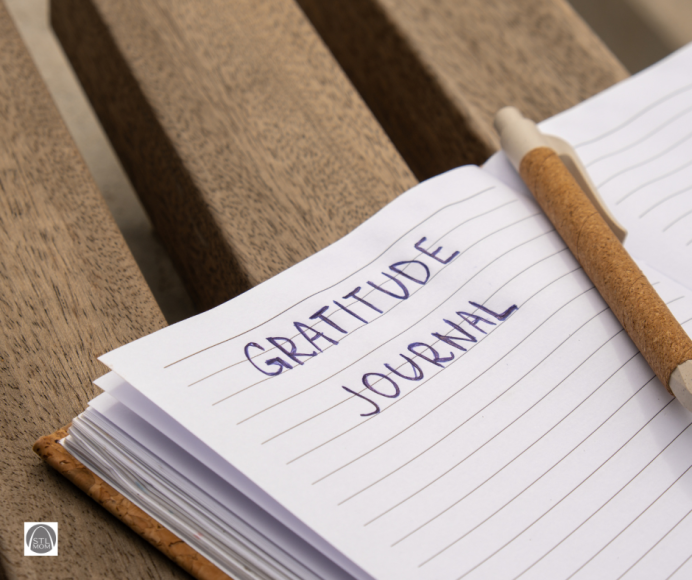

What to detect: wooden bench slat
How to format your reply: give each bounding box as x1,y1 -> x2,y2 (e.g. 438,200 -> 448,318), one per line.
0,4 -> 188,578
295,0 -> 629,180
51,0 -> 417,312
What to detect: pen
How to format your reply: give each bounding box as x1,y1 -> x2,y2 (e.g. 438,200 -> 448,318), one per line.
494,107 -> 692,411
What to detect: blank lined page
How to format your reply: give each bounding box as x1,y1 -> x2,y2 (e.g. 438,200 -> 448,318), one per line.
483,44 -> 692,293
539,44 -> 692,292
99,163 -> 692,579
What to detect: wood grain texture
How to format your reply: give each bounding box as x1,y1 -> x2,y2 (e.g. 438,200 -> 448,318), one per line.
296,0 -> 630,180
0,4 -> 189,578
50,0 -> 417,312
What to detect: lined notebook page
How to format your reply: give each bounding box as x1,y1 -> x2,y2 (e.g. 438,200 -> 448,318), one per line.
99,164 -> 692,579
486,43 -> 692,292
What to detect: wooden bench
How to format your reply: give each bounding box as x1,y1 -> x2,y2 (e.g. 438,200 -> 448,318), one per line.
0,4 -> 186,578
49,0 -> 626,311
2,0 -> 625,576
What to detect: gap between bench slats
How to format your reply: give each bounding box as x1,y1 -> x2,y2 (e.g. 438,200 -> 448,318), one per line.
296,0 -> 629,180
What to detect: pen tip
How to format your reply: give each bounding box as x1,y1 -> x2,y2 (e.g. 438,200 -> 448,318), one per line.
670,360 -> 692,413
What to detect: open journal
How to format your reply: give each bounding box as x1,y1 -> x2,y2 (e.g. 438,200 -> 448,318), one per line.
58,44 -> 692,580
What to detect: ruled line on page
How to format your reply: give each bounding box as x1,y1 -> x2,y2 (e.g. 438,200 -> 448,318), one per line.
562,456 -> 692,580
616,507 -> 692,579
663,208 -> 692,232
666,552 -> 692,579
163,186 -> 496,368
665,296 -> 685,306
616,155 -> 692,205
639,184 -> 692,218
584,104 -> 692,170
545,77 -> 692,239
572,83 -> 692,149
597,130 -> 692,191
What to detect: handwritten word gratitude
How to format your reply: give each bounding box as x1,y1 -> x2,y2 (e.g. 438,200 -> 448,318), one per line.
243,236 -> 459,377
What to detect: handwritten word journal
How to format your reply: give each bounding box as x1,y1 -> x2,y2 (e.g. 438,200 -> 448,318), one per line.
61,44 -> 692,580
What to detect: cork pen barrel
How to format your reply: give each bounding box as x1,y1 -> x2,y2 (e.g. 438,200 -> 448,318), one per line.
520,147 -> 692,392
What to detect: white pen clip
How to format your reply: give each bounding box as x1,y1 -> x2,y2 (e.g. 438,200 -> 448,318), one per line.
494,106 -> 627,243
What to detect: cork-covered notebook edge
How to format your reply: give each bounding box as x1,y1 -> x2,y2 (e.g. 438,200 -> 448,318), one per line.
33,426 -> 232,580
